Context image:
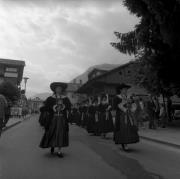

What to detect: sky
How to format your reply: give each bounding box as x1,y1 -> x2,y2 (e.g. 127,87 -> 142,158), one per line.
0,0 -> 139,96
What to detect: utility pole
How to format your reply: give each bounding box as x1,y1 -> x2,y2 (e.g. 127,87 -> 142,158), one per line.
23,77 -> 29,94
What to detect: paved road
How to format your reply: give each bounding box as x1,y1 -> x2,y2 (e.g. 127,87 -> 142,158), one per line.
0,115 -> 180,179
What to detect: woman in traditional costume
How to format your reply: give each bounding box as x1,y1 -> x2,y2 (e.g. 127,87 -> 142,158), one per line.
87,98 -> 98,135
112,84 -> 139,151
74,103 -> 81,126
99,94 -> 114,138
80,101 -> 88,128
91,98 -> 100,136
40,82 -> 71,158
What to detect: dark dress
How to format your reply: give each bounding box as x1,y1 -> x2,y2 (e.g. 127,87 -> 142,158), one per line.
68,109 -> 73,124
40,96 -> 71,148
74,108 -> 81,126
99,103 -> 114,134
146,100 -> 156,129
79,106 -> 83,127
86,105 -> 96,133
93,105 -> 101,135
113,95 -> 139,145
81,106 -> 88,128
39,106 -> 46,127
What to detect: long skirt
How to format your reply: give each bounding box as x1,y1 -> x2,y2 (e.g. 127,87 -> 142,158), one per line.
81,113 -> 88,128
81,113 -> 85,127
74,112 -> 81,126
86,114 -> 95,133
93,113 -> 101,135
99,112 -> 114,134
40,114 -> 69,148
114,112 -> 139,144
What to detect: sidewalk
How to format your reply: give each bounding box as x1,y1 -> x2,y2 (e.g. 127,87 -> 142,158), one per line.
139,126 -> 180,149
2,115 -> 31,131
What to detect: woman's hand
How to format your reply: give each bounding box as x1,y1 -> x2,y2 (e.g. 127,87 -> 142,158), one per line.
53,105 -> 58,112
131,103 -> 137,113
118,103 -> 127,113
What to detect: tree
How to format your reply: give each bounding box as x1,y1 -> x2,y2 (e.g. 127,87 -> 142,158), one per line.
111,0 -> 180,96
0,81 -> 20,102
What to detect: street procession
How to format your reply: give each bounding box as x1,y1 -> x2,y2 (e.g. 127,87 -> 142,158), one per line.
39,82 -> 140,155
1,0 -> 180,179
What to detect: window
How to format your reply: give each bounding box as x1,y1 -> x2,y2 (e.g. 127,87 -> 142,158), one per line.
119,71 -> 122,75
6,67 -> 17,72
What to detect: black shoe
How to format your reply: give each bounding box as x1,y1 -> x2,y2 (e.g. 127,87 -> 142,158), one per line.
122,144 -> 129,152
57,152 -> 63,158
51,147 -> 54,154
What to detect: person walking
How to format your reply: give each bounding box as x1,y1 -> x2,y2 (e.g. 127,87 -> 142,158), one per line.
153,96 -> 160,127
40,82 -> 71,158
147,95 -> 157,129
112,84 -> 139,151
93,97 -> 101,136
159,103 -> 167,128
4,99 -> 11,126
99,94 -> 113,139
0,94 -> 8,137
86,98 -> 96,134
81,100 -> 88,128
167,96 -> 173,122
74,103 -> 81,126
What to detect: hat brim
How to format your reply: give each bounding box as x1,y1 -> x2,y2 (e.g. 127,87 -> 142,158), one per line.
50,82 -> 68,92
117,83 -> 131,89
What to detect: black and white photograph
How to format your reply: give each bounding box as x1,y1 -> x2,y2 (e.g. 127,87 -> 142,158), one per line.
0,0 -> 180,179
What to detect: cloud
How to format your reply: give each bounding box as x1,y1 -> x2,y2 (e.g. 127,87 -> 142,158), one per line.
2,0 -> 122,6
0,0 -> 139,96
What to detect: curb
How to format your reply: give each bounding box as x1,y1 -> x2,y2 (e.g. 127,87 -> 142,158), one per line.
2,115 -> 33,132
140,135 -> 180,149
2,121 -> 22,132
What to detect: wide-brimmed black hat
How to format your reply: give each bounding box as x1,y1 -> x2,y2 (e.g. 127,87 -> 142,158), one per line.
50,82 -> 68,92
118,83 -> 131,89
116,83 -> 131,93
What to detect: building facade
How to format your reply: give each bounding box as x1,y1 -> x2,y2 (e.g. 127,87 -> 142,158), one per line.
0,58 -> 25,87
65,83 -> 87,105
77,61 -> 148,97
88,68 -> 109,81
28,97 -> 43,113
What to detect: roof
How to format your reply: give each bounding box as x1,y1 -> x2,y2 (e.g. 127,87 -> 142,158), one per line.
91,61 -> 135,82
77,60 -> 136,94
0,58 -> 25,66
88,68 -> 108,78
95,65 -> 118,71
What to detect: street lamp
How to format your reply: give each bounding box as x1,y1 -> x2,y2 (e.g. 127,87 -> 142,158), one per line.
23,77 -> 29,94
